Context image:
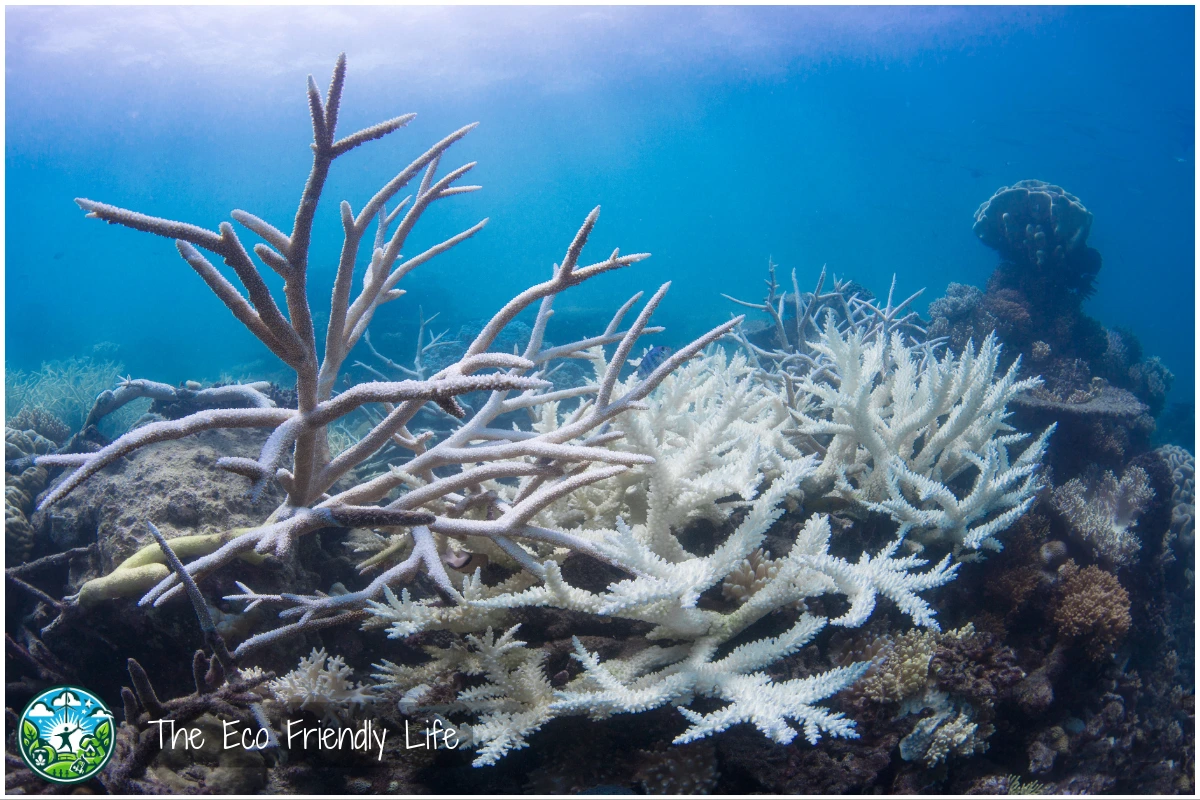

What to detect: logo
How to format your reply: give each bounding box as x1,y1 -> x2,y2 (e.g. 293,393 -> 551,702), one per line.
18,686 -> 114,784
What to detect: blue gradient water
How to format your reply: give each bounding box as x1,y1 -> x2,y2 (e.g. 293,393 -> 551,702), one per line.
5,7 -> 1194,408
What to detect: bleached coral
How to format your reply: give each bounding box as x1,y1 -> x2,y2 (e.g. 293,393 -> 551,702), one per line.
373,464 -> 959,765
535,347 -> 806,549
41,55 -> 742,660
790,322 -> 1053,553
1052,466 -> 1153,567
40,53 -> 1054,772
267,647 -> 376,724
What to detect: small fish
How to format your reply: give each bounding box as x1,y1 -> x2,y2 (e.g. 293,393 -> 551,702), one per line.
636,345 -> 672,379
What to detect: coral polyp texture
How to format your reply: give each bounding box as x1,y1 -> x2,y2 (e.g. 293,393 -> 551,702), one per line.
1052,465 -> 1153,568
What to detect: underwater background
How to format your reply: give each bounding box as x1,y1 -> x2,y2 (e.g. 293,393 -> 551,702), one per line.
4,5 -> 1196,796
5,5 -> 1195,416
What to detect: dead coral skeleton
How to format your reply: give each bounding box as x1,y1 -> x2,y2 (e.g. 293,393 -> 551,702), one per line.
722,258 -> 936,381
35,55 -> 737,654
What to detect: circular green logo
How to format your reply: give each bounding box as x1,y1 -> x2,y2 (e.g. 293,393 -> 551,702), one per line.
18,686 -> 114,784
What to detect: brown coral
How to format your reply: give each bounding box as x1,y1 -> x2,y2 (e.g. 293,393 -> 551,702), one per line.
5,427 -> 55,564
1052,561 -> 1131,659
634,742 -> 719,794
722,548 -> 781,604
8,405 -> 71,445
930,630 -> 1026,704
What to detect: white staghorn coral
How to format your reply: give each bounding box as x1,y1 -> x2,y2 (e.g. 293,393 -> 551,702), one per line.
1052,466 -> 1153,567
372,462 -> 959,765
41,55 -> 742,658
790,322 -> 1053,553
532,347 -> 806,548
558,615 -> 868,747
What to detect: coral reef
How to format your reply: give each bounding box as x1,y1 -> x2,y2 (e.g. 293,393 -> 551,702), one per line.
790,323 -> 1053,553
972,179 -> 1098,297
933,180 -> 1177,449
8,56 -> 1188,797
1052,561 -> 1132,660
5,356 -> 129,432
1052,465 -> 1153,568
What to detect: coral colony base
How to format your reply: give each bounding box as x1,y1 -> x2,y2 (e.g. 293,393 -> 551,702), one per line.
4,56 -> 1192,794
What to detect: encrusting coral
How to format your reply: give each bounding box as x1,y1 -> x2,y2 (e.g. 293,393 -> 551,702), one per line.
26,55 -> 1056,771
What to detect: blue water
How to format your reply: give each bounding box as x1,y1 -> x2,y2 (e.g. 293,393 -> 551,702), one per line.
5,6 -> 1194,406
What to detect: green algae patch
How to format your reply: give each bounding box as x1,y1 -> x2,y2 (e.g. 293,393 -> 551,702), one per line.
76,529 -> 266,608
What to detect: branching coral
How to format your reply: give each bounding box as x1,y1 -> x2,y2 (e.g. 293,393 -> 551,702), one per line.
5,356 -> 128,432
723,260 -> 931,380
1052,466 -> 1153,567
35,55 -> 737,655
28,55 -> 1057,774
372,469 -> 958,765
790,322 -> 1053,553
267,647 -> 376,724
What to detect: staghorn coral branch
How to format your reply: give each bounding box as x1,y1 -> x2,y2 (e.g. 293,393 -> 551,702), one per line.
65,58 -> 798,685
318,130 -> 484,399
331,115 -> 417,158
146,521 -> 238,672
234,611 -> 370,659
464,210 -> 649,359
37,407 -> 294,509
175,240 -> 293,358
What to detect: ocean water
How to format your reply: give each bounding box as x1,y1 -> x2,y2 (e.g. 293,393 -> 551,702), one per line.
4,6 -> 1196,796
5,6 -> 1194,409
